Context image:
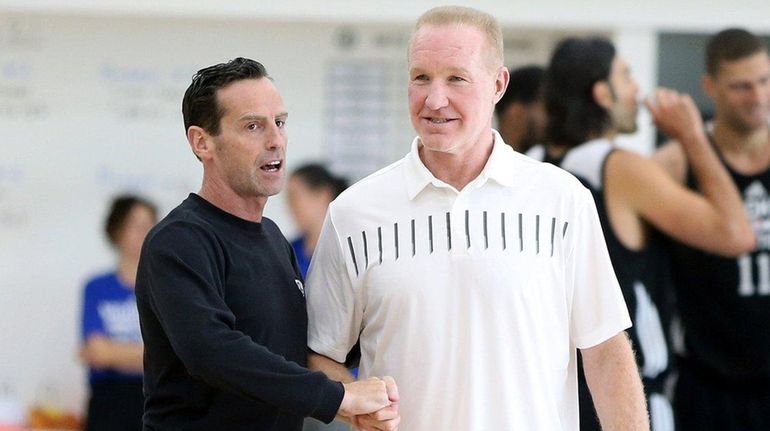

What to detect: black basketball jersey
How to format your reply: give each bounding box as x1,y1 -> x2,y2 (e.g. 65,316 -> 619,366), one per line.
669,135 -> 770,388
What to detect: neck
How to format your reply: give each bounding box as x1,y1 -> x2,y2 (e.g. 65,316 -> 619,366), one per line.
199,176 -> 266,223
303,224 -> 322,255
589,127 -> 617,142
117,256 -> 138,288
419,131 -> 495,191
712,119 -> 770,155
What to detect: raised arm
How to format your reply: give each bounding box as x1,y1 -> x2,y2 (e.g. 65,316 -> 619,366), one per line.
607,89 -> 754,256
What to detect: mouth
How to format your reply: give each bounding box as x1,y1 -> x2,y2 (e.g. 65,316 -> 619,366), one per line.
423,117 -> 457,125
260,159 -> 283,173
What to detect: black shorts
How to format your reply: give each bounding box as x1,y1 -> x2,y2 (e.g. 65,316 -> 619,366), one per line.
675,365 -> 770,431
85,379 -> 144,431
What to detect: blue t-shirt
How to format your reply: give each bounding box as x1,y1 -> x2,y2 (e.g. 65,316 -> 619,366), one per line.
81,271 -> 143,383
290,236 -> 311,278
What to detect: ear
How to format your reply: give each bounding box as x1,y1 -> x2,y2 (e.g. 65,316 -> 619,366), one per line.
187,126 -> 213,161
592,81 -> 613,109
493,66 -> 510,104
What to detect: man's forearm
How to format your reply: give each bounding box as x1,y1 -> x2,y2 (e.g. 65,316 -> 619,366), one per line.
308,351 -> 356,383
581,332 -> 649,431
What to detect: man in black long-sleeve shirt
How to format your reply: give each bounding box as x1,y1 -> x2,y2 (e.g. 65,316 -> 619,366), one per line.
135,58 -> 400,431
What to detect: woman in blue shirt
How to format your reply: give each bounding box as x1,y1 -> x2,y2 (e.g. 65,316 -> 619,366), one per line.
80,195 -> 157,431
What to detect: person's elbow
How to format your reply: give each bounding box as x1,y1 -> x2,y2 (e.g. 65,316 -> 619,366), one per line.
173,338 -> 223,380
716,219 -> 756,257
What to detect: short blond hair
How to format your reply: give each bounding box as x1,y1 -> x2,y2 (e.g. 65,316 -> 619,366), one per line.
411,6 -> 504,67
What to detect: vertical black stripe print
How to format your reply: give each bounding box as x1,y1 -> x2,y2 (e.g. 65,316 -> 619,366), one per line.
446,212 -> 452,251
347,236 -> 359,276
362,231 -> 369,269
518,213 -> 524,252
465,210 -> 471,249
428,215 -> 434,254
394,223 -> 399,260
501,212 -> 507,250
411,219 -> 416,256
535,215 -> 540,254
562,221 -> 569,238
483,211 -> 489,249
550,217 -> 556,257
377,227 -> 383,264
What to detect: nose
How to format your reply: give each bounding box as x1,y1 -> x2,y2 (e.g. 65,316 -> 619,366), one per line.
264,122 -> 286,151
424,82 -> 449,111
748,82 -> 765,105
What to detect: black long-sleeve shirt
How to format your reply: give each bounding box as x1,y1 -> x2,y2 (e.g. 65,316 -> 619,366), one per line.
136,193 -> 343,431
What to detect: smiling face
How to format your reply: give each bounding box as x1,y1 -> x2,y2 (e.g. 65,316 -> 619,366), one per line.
706,51 -> 770,133
408,24 -> 508,158
207,78 -> 288,199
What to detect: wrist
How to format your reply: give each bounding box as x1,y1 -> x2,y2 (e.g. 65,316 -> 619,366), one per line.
338,383 -> 352,418
676,128 -> 707,146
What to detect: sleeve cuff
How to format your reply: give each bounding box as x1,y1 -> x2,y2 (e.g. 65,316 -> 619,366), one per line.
309,380 -> 345,424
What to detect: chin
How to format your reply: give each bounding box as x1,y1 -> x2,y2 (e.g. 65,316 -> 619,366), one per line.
419,135 -> 460,153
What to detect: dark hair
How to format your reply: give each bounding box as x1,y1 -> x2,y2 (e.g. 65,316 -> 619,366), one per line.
104,194 -> 157,246
545,37 -> 616,148
182,57 -> 269,136
291,164 -> 348,199
706,28 -> 767,76
495,65 -> 545,116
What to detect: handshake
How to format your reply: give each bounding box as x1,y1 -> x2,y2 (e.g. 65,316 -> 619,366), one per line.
338,376 -> 400,431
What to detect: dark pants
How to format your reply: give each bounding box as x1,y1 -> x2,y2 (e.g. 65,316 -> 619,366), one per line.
85,379 -> 144,431
675,365 -> 770,431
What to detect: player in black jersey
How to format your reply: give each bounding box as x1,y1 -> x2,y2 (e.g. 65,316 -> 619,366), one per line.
655,29 -> 770,431
529,37 -> 755,431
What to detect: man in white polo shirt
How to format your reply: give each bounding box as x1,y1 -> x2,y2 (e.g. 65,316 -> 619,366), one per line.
306,6 -> 649,431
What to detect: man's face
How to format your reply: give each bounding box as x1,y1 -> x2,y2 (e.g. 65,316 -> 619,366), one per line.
606,55 -> 640,134
707,51 -> 770,133
408,24 -> 506,156
208,78 -> 288,199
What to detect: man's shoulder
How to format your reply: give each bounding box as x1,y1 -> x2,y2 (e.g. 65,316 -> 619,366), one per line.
332,158 -> 409,206
513,150 -> 588,194
143,202 -> 216,254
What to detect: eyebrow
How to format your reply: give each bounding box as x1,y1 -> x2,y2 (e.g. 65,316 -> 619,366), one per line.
408,66 -> 471,76
238,112 -> 289,122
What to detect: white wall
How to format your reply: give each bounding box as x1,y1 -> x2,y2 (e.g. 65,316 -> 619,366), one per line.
1,0 -> 767,421
2,0 -> 769,31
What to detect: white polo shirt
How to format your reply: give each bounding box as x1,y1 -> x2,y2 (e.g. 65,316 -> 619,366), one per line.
306,131 -> 630,431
